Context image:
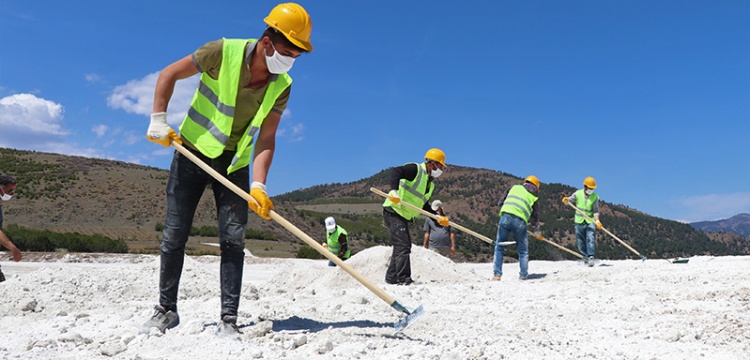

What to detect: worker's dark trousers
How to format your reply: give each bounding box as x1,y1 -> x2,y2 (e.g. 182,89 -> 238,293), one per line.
383,208 -> 412,284
159,147 -> 248,318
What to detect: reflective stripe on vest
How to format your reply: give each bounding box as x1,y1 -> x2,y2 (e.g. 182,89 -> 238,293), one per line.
383,162 -> 434,220
574,189 -> 599,224
500,184 -> 538,223
180,38 -> 292,174
326,225 -> 350,259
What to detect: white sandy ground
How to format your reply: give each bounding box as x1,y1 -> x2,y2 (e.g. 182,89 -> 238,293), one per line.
0,246 -> 748,360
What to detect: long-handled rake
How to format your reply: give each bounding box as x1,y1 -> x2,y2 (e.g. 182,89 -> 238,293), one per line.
172,142 -> 424,333
369,187 -> 515,247
526,231 -> 583,259
565,202 -> 647,261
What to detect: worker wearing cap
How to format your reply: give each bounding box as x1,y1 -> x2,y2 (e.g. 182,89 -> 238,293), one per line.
492,176 -> 542,281
563,177 -> 601,267
142,3 -> 314,337
423,200 -> 456,257
322,216 -> 350,267
383,148 -> 449,285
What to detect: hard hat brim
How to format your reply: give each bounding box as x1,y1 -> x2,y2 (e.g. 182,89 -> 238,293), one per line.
263,19 -> 314,51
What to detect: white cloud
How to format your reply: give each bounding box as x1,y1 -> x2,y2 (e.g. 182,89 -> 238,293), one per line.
676,192 -> 750,222
92,124 -> 108,137
84,73 -> 102,83
276,109 -> 304,141
0,93 -> 68,136
289,123 -> 304,142
122,130 -> 142,146
107,72 -> 199,126
0,93 -> 105,158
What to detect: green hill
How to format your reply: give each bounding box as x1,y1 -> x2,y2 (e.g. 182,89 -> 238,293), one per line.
1,147 -> 747,260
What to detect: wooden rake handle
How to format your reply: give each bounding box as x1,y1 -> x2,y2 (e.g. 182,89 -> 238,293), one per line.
369,187 -> 515,246
172,142 -> 406,311
527,231 -> 583,259
565,201 -> 644,258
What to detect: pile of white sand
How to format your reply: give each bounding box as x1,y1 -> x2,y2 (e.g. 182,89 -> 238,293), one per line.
1,249 -> 748,359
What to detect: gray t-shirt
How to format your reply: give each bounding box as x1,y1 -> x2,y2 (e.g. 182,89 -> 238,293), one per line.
423,217 -> 452,248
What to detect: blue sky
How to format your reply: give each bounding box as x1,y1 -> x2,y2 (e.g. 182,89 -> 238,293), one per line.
1,1 -> 748,223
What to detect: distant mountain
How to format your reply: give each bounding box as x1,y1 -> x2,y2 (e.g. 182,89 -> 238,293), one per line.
275,166 -> 750,261
691,214 -> 750,237
2,147 -> 748,260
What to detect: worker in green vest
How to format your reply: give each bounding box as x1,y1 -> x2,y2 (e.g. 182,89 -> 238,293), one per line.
322,216 -> 350,266
492,176 -> 542,281
141,3 -> 314,338
563,176 -> 602,267
383,148 -> 449,285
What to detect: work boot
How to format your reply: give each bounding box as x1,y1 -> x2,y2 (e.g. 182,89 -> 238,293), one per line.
588,256 -> 595,267
140,306 -> 179,334
491,276 -> 501,281
216,315 -> 242,339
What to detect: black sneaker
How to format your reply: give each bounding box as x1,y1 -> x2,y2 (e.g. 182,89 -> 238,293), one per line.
216,315 -> 242,339
140,306 -> 179,334
0,269 -> 5,283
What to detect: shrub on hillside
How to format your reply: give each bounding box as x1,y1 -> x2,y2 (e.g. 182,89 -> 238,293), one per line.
3,224 -> 128,253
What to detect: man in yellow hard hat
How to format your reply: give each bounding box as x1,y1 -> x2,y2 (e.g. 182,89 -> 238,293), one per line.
492,176 -> 542,281
141,3 -> 314,337
382,148 -> 448,285
563,177 -> 601,267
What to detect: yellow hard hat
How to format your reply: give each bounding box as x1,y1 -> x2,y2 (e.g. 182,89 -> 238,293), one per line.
524,175 -> 540,189
264,3 -> 313,51
584,176 -> 597,189
424,148 -> 446,166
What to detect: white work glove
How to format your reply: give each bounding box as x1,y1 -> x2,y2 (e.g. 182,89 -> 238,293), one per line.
388,190 -> 401,204
146,112 -> 181,147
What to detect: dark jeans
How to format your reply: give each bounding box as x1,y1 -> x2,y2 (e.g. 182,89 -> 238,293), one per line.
159,148 -> 249,318
383,208 -> 412,284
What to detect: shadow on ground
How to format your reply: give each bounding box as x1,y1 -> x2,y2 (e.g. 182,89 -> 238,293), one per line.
525,273 -> 547,280
271,315 -> 391,332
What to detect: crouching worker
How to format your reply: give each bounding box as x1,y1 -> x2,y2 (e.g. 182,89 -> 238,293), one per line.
322,216 -> 350,266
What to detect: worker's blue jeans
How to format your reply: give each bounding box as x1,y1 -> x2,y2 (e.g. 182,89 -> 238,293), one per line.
493,213 -> 529,279
158,147 -> 248,318
575,223 -> 597,258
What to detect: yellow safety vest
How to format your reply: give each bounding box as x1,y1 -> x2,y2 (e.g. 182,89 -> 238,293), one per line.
326,225 -> 350,259
574,189 -> 599,224
500,184 -> 538,223
180,38 -> 292,173
383,162 -> 434,220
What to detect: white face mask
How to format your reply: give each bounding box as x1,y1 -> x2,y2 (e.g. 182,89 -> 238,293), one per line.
265,43 -> 295,74
1,193 -> 12,201
585,189 -> 594,195
430,168 -> 443,178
